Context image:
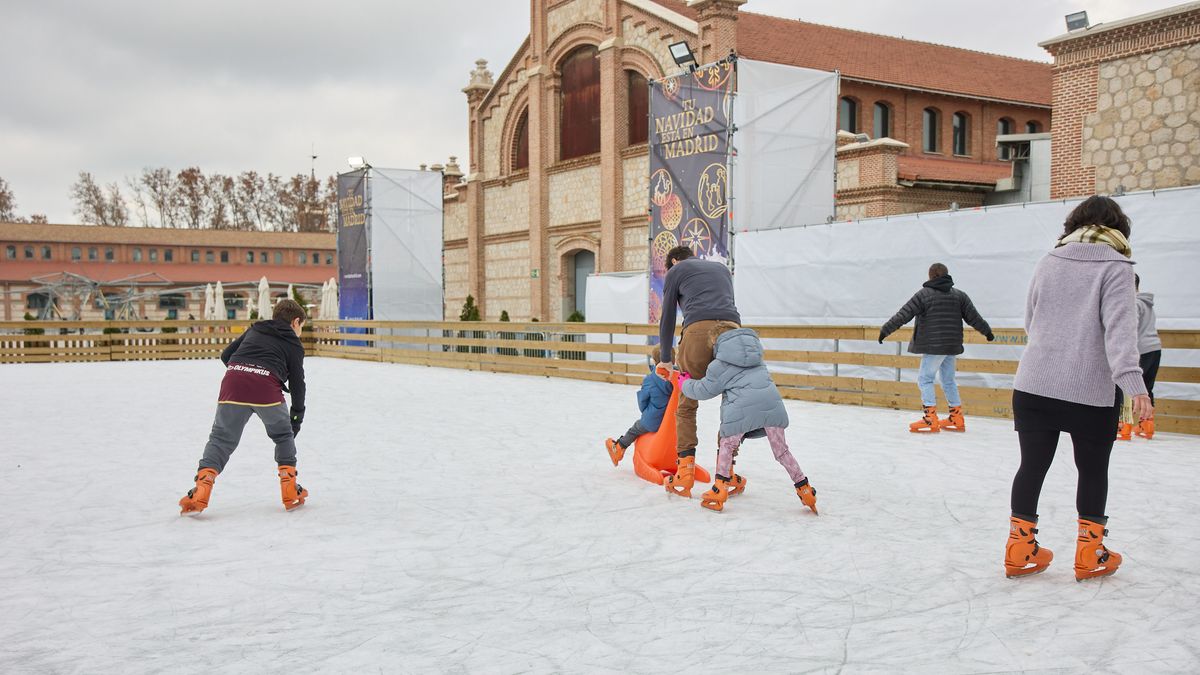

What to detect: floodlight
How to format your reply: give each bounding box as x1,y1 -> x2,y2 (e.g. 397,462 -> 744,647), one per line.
1066,11 -> 1089,31
668,41 -> 697,68
347,156 -> 368,169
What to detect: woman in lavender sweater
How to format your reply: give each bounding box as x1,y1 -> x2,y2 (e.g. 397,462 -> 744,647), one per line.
1004,196 -> 1153,582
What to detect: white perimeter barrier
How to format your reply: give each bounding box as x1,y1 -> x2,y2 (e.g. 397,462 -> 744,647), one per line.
733,186 -> 1200,400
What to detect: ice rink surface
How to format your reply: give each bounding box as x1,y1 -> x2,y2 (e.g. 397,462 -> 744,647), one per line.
1,358 -> 1198,674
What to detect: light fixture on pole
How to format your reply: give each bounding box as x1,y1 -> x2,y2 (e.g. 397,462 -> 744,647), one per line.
1065,11 -> 1089,31
347,156 -> 370,170
668,41 -> 698,70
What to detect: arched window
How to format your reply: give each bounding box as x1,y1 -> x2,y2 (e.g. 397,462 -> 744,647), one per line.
952,112 -> 969,155
923,108 -> 941,152
628,70 -> 649,145
512,108 -> 530,171
839,97 -> 859,133
559,46 -> 601,160
873,102 -> 892,139
1026,120 -> 1042,133
997,118 -> 1014,159
5,245 -> 14,260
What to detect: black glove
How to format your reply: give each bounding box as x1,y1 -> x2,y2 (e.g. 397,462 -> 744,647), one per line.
986,332 -> 996,342
290,407 -> 305,438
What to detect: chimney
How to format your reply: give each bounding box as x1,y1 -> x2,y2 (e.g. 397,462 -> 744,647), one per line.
689,0 -> 746,65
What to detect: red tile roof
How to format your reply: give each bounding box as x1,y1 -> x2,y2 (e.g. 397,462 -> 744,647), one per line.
897,156 -> 1013,185
651,1 -> 1052,106
0,261 -> 334,286
0,222 -> 335,248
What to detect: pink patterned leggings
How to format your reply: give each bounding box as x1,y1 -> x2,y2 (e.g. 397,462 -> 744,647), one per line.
717,427 -> 806,485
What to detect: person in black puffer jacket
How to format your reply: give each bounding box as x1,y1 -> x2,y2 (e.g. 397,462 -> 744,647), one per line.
178,298 -> 310,515
879,263 -> 994,433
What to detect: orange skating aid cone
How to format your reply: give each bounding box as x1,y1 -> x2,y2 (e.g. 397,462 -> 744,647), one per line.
631,370 -> 711,487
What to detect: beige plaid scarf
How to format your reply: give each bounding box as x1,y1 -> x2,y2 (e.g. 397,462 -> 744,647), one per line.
1056,225 -> 1132,258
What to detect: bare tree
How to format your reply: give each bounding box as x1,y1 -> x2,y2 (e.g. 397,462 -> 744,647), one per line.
238,171 -> 266,230
125,176 -> 150,227
0,176 -> 16,221
323,175 -> 338,232
175,167 -> 207,229
263,173 -> 288,232
29,214 -> 48,223
70,171 -> 109,225
205,174 -> 231,229
105,183 -> 129,226
140,167 -> 179,227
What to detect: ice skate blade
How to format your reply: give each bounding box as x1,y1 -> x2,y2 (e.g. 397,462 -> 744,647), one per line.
180,509 -> 205,517
1075,568 -> 1118,581
700,500 -> 724,512
909,427 -> 940,433
1005,565 -> 1049,578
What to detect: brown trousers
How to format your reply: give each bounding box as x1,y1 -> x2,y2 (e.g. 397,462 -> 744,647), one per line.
675,319 -> 740,455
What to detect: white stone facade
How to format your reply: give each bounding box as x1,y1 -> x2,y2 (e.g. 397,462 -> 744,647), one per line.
623,154 -> 649,217
548,166 -> 602,226
548,0 -> 604,39
483,181 -> 531,236
483,240 -> 531,320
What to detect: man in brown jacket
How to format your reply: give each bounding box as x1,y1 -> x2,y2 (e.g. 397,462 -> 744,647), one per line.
655,246 -> 741,497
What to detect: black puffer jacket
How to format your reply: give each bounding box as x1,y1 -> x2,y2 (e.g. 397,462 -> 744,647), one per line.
880,275 -> 992,355
220,320 -> 306,410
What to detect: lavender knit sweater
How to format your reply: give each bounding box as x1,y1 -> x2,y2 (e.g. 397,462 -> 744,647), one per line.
1014,243 -> 1148,407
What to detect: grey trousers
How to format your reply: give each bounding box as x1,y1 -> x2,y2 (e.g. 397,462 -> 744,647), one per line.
199,403 -> 297,473
617,420 -> 650,449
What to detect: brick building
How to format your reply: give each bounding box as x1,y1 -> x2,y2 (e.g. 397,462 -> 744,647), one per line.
0,222 -> 336,321
443,0 -> 1052,321
1041,1 -> 1200,199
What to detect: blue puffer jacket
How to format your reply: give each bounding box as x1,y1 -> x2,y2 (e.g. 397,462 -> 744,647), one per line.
681,328 -> 788,439
637,367 -> 674,432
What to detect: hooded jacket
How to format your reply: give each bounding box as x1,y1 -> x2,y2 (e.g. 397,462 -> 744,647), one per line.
880,275 -> 992,355
219,319 -> 306,411
681,328 -> 788,438
636,366 -> 674,432
1136,292 -> 1162,355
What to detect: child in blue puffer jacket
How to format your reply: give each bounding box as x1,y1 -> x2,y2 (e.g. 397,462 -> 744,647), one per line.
606,346 -> 673,466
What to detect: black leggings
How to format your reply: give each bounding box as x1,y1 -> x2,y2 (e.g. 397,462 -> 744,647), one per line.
1010,431 -> 1115,520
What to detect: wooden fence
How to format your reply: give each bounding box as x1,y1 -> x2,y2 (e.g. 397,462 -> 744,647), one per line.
3,319 -> 1198,435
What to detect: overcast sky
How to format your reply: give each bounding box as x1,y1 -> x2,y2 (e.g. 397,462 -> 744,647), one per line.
0,0 -> 1178,222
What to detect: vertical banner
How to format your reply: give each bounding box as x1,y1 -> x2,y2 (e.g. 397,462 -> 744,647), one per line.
647,58 -> 735,323
337,169 -> 370,322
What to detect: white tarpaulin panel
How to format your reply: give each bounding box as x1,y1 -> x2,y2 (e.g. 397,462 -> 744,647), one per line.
732,59 -> 838,233
733,187 -> 1200,398
368,168 -> 444,323
585,272 -> 650,366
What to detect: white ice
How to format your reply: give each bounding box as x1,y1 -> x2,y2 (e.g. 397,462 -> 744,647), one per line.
1,358 -> 1198,673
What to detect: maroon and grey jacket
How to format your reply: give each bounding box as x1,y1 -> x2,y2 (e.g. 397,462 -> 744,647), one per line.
217,320 -> 306,411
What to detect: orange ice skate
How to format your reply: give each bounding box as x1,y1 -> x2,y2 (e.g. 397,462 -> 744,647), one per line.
700,478 -> 731,512
605,438 -> 626,466
796,478 -> 818,515
278,465 -> 309,511
664,455 -> 696,498
1005,516 -> 1053,578
179,468 -> 218,516
1075,518 -> 1122,581
1134,416 -> 1155,440
910,406 -> 941,433
938,406 -> 966,432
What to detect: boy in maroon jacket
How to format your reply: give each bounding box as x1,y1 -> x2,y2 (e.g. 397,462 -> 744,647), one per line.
179,299 -> 309,515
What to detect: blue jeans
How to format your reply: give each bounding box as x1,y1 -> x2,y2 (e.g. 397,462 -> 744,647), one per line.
917,354 -> 961,408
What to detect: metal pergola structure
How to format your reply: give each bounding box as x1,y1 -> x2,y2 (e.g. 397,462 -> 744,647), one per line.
25,273 -> 324,321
